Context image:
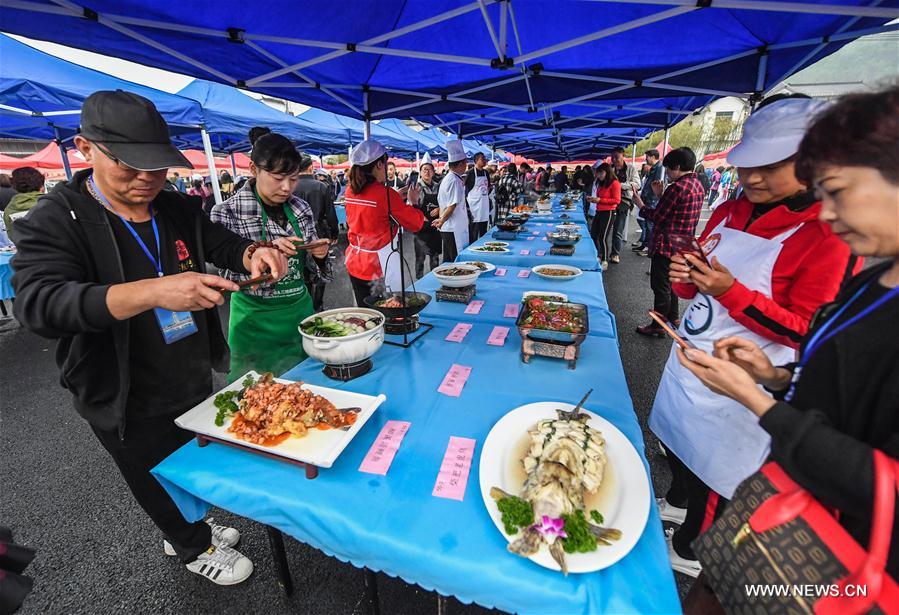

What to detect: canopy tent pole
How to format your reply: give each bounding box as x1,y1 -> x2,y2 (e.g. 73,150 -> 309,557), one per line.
662,117 -> 670,182
200,128 -> 223,204
363,90 -> 371,140
53,126 -> 73,181
415,150 -> 420,172
230,152 -> 238,178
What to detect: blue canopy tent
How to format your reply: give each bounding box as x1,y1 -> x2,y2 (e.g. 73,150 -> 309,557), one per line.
2,0 -> 894,161
0,33 -> 204,178
176,79 -> 358,156
291,107 -> 422,155
375,118 -> 446,155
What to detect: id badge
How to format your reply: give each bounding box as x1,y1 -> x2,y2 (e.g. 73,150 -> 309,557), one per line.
154,308 -> 198,344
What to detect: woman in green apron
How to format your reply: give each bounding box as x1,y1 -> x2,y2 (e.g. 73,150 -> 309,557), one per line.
210,132 -> 332,380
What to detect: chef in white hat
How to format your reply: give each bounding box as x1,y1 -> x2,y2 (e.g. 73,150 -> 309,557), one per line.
435,140 -> 470,262
343,139 -> 424,306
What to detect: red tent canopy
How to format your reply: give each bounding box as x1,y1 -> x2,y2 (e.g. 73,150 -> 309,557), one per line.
387,157 -> 416,170
0,152 -> 31,170
228,152 -> 251,169
323,160 -> 351,170
15,143 -> 91,171
700,144 -> 735,168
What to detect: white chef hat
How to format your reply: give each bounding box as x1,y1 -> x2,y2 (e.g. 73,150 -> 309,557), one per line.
421,152 -> 432,165
349,139 -> 387,166
445,139 -> 468,164
728,98 -> 830,168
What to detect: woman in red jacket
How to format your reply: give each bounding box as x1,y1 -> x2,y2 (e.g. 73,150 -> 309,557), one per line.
649,96 -> 861,579
343,140 -> 423,306
587,162 -> 620,270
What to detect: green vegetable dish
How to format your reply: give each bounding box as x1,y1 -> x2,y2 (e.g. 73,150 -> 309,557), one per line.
496,495 -> 534,535
214,373 -> 257,427
300,313 -> 383,337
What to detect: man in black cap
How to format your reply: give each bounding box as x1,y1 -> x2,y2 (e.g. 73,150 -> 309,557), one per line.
11,90 -> 289,586
293,153 -> 339,311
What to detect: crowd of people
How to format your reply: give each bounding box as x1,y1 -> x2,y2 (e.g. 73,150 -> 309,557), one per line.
2,80 -> 897,613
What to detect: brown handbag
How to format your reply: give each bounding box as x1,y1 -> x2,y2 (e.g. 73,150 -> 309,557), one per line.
693,451 -> 899,614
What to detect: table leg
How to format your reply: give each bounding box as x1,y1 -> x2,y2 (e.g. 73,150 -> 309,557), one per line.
265,526 -> 294,596
363,568 -> 380,615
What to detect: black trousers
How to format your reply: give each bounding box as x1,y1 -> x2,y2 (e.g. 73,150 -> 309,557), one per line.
441,231 -> 458,264
663,445 -> 728,560
350,275 -> 373,307
91,413 -> 212,563
590,210 -> 615,262
650,254 -> 680,323
468,221 -> 488,242
414,235 -> 441,279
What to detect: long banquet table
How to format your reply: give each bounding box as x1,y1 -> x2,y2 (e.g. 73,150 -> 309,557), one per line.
0,251 -> 15,301
152,237 -> 680,614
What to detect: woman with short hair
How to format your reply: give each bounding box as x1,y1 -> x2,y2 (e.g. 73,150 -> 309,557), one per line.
3,166 -> 45,244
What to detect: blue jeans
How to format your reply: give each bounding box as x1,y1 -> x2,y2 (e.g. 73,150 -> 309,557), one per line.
637,217 -> 648,246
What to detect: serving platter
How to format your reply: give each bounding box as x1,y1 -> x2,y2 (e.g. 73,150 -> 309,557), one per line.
479,402 -> 650,573
175,371 -> 386,472
531,264 -> 584,281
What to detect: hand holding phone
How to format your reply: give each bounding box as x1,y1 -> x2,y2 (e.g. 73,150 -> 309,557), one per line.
668,234 -> 710,267
648,310 -> 696,351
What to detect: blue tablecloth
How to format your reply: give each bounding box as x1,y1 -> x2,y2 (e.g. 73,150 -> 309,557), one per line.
336,204 -> 347,225
152,314 -> 678,614
524,193 -> 587,224
411,265 -> 616,339
0,252 -> 14,301
457,220 -> 599,271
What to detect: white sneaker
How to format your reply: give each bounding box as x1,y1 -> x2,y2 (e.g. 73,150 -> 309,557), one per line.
164,518 -> 240,556
656,497 -> 687,524
664,527 -> 702,578
601,260 -> 609,270
185,544 -> 254,585
658,441 -> 667,457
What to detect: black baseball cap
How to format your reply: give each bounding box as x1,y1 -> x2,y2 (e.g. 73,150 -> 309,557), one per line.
80,90 -> 192,171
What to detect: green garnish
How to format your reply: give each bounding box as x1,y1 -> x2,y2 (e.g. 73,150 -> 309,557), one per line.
214,374 -> 257,426
590,510 -> 604,525
300,316 -> 354,337
561,509 -> 597,553
497,495 -> 534,535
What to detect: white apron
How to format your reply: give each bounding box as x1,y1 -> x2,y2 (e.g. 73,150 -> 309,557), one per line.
347,235 -> 403,293
466,172 -> 490,223
649,218 -> 802,498
448,206 -> 470,253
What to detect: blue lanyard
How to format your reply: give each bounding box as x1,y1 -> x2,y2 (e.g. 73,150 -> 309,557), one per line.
799,278 -> 899,369
89,177 -> 164,277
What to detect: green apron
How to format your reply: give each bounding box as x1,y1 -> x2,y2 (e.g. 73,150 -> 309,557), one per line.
228,196 -> 314,381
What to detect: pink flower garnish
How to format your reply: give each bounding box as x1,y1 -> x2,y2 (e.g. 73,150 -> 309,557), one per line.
532,515 -> 567,542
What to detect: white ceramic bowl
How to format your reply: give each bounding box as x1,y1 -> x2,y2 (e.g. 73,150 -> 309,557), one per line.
299,307 -> 385,365
531,264 -> 584,281
521,290 -> 569,302
433,263 -> 481,288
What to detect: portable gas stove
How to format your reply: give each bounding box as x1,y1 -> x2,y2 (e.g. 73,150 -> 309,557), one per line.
436,284 -> 476,304
322,358 -> 374,381
550,245 -> 576,257
384,313 -> 420,335
491,230 -> 520,241
520,338 -> 582,369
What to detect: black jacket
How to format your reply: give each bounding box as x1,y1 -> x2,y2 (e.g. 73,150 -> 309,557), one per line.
293,175 -> 339,240
760,262 -> 899,575
11,169 -> 250,437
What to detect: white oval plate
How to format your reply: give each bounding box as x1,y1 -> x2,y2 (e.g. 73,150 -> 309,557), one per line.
479,402 -> 650,573
521,290 -> 568,302
471,246 -> 510,253
457,260 -> 497,273
483,241 -> 509,248
531,264 -> 583,281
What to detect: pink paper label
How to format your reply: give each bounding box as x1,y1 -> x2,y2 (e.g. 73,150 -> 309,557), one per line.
532,231 -> 539,235
463,300 -> 484,315
444,323 -> 472,343
358,420 -> 411,475
503,303 -> 520,318
520,249 -> 530,255
536,250 -> 546,256
517,269 -> 531,278
432,436 -> 476,501
526,237 -> 535,241
437,364 -> 472,397
487,325 -> 510,346
494,268 -> 507,276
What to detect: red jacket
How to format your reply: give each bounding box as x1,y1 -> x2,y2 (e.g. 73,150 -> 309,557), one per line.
593,179 -> 621,212
344,182 -> 424,280
674,196 -> 861,349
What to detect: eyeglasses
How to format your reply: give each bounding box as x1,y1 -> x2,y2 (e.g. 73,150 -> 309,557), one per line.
92,141 -> 139,172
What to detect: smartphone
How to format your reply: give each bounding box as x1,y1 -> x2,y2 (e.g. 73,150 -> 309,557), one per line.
668,234 -> 710,266
648,310 -> 697,350
406,171 -> 419,187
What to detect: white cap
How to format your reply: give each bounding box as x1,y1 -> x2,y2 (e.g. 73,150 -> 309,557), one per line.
349,139 -> 387,166
446,139 -> 467,164
728,98 -> 830,168
420,152 -> 432,165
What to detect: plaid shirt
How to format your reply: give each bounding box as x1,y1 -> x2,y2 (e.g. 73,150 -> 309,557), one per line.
494,173 -> 523,218
641,172 -> 705,258
209,181 -> 332,297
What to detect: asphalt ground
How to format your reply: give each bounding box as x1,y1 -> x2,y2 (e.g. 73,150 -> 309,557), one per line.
1,208 -> 710,614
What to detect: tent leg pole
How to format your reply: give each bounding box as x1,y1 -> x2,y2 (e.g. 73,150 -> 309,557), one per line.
662,122 -> 670,182
415,151 -> 420,172
201,128 -> 223,205
230,153 -> 237,178
54,127 -> 73,181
